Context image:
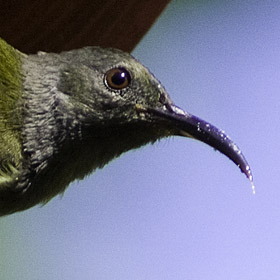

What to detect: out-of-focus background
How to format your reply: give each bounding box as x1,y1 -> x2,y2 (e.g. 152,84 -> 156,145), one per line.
1,1 -> 279,279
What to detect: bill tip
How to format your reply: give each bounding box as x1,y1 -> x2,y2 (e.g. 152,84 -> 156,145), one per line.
244,165 -> 255,194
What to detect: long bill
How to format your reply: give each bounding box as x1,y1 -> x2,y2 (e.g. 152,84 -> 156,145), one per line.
146,105 -> 254,187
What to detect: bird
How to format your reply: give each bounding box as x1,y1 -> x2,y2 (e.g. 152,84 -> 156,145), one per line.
0,37 -> 253,216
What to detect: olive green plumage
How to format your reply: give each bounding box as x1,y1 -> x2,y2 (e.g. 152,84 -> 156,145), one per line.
0,38 -> 24,186
0,38 -> 252,216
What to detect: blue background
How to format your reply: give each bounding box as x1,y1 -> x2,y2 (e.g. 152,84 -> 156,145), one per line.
1,1 -> 279,279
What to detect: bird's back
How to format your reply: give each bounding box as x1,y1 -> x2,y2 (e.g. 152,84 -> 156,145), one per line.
0,38 -> 24,187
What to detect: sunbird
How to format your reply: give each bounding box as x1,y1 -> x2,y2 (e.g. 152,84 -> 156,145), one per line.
0,38 -> 253,216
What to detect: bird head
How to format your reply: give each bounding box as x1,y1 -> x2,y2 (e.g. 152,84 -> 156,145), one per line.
52,47 -> 252,182
0,42 -> 253,215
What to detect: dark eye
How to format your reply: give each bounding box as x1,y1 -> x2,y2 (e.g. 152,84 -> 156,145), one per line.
104,67 -> 131,90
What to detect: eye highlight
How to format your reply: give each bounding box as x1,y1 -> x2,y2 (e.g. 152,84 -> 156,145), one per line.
104,67 -> 131,90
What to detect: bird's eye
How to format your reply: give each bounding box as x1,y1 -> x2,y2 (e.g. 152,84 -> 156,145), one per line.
104,67 -> 131,90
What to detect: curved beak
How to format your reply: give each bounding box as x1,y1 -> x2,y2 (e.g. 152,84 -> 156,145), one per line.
146,104 -> 253,186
